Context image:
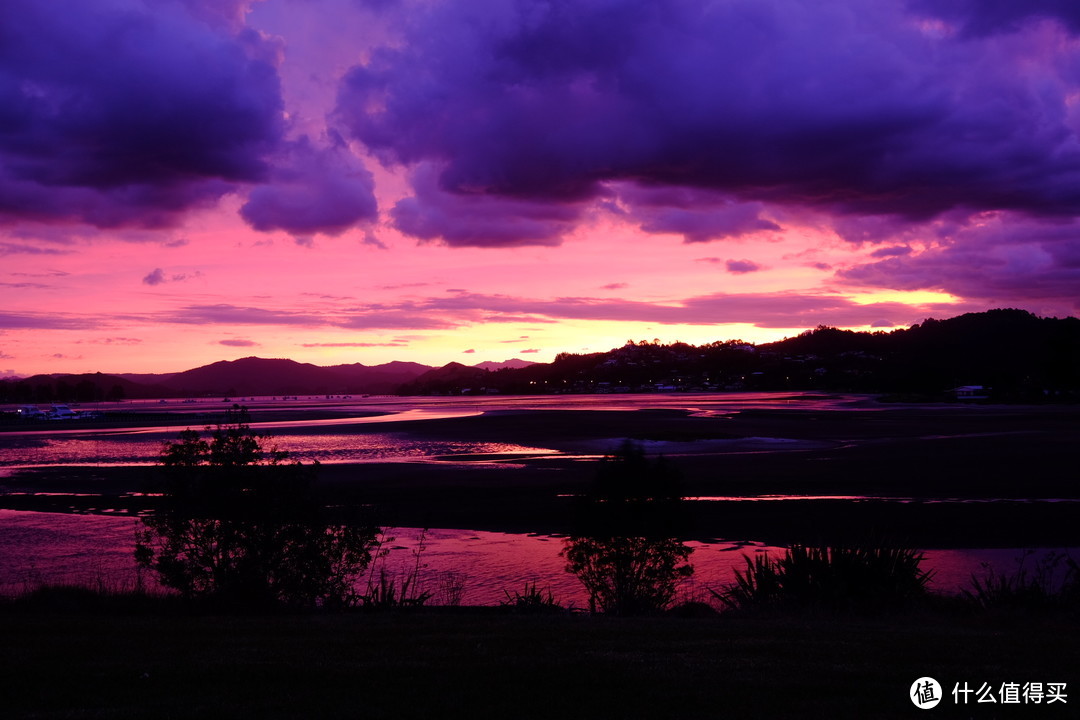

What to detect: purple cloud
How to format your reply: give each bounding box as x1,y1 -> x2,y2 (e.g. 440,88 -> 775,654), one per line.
389,163 -> 580,247
300,342 -> 407,348
907,0 -> 1080,36
142,268 -> 203,286
725,259 -> 763,274
869,246 -> 914,258
0,312 -> 91,330
0,0 -> 284,229
335,0 -> 1080,244
411,289 -> 977,329
615,186 -> 781,242
77,337 -> 143,345
240,136 -> 378,236
837,213 -> 1080,309
0,243 -> 71,256
165,304 -> 325,326
218,339 -> 259,347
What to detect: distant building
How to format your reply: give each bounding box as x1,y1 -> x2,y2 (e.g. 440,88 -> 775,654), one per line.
951,385 -> 989,401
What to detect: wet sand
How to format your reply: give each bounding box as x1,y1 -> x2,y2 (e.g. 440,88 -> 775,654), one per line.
2,402 -> 1078,547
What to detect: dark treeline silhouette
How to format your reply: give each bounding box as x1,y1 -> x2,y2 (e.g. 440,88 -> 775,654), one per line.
404,309 -> 1080,398
0,373 -> 137,403
4,309 -> 1078,401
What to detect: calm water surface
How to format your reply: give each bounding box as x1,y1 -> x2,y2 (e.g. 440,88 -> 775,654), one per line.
3,393 -> 1067,604
1,509 -> 1063,604
0,392 -> 857,471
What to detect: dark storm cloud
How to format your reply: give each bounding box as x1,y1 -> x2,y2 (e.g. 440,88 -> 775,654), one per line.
335,0 -> 1080,250
240,135 -> 379,236
906,0 -> 1080,36
611,186 -> 781,243
389,163 -> 579,247
0,0 -> 284,228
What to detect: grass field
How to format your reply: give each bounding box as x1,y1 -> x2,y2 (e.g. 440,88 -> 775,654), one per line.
1,601 -> 1076,719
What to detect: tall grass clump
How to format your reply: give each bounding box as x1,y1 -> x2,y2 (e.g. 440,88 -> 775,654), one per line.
500,582 -> 565,614
357,529 -> 433,609
713,544 -> 933,614
963,550 -> 1079,615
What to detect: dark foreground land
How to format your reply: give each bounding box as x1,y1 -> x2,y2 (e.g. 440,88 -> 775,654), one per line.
1,605 -> 1077,719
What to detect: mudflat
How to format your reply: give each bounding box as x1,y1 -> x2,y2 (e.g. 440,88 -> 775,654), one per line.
2,401 -> 1078,547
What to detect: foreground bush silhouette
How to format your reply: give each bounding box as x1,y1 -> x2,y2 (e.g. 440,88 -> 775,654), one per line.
563,441 -> 693,615
713,544 -> 933,614
135,410 -> 378,609
564,536 -> 692,615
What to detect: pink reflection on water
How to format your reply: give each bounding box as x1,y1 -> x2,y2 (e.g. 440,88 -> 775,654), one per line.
5,509 -> 1068,606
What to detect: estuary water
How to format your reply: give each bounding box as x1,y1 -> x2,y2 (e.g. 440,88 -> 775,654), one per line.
0,509 -> 1062,605
1,393 -> 1074,604
0,392 -> 856,472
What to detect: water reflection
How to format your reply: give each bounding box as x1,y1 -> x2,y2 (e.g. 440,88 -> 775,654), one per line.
2,510 -> 1070,602
0,432 -> 555,470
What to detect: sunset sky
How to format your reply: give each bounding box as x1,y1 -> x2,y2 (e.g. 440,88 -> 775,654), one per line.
3,0 -> 1080,375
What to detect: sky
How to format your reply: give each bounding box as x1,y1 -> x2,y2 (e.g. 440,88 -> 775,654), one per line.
3,0 -> 1080,376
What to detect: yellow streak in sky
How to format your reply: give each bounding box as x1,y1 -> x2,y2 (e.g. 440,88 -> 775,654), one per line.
847,289 -> 962,306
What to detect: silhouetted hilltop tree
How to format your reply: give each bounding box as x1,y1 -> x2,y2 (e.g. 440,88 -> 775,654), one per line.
0,373 -> 170,402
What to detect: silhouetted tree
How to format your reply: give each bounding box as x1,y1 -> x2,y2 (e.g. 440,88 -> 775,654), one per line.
564,535 -> 692,615
136,410 -> 378,609
563,441 -> 693,615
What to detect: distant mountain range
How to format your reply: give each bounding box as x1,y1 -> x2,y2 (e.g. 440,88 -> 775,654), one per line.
0,358 -> 534,401
2,310 -> 1078,402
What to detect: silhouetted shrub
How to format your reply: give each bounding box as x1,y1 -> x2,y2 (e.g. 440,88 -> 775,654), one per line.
564,441 -> 694,615
713,544 -> 933,614
136,411 -> 378,610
